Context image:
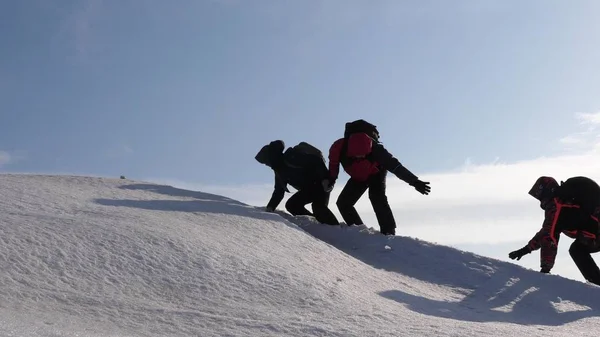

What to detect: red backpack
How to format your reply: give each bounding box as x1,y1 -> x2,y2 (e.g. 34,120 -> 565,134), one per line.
340,120 -> 381,181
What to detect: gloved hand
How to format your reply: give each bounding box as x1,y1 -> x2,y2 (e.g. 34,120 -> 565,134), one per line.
410,180 -> 431,195
322,179 -> 334,192
508,246 -> 531,261
540,267 -> 551,274
265,206 -> 275,213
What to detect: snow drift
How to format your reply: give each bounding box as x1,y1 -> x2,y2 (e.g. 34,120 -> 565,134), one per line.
1,174 -> 600,337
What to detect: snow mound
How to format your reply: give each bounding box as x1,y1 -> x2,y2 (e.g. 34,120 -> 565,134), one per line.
1,174 -> 599,337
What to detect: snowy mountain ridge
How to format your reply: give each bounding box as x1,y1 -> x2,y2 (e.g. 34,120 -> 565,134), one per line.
0,173 -> 599,337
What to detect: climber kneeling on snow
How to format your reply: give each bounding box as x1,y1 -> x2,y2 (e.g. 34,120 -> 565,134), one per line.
509,176 -> 600,285
327,119 -> 430,235
255,140 -> 340,226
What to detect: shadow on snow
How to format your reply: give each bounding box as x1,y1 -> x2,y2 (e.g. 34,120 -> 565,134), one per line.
93,183 -> 293,225
276,211 -> 600,326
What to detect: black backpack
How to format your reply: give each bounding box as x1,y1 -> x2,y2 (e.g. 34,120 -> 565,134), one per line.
344,119 -> 379,141
283,142 -> 326,169
557,177 -> 600,215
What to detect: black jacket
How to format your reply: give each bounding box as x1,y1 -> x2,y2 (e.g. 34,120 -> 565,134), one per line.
266,152 -> 329,210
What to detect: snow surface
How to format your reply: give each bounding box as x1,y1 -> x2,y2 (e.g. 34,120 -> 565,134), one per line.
1,174 -> 600,337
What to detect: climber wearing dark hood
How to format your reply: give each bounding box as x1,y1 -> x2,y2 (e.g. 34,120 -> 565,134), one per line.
508,176 -> 600,285
255,140 -> 340,226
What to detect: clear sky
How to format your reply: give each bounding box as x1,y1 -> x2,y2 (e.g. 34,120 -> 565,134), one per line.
2,1 -> 600,282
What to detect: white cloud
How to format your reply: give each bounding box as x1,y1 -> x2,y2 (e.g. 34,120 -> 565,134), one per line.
556,111 -> 600,152
576,111 -> 600,126
559,135 -> 585,145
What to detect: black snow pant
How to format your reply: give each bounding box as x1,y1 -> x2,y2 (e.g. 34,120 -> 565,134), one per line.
285,183 -> 340,226
336,170 -> 396,235
569,238 -> 600,285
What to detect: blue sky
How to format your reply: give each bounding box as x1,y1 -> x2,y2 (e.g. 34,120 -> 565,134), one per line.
2,0 -> 599,183
2,0 -> 600,282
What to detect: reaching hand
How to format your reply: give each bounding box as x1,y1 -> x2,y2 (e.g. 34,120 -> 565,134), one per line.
508,246 -> 531,261
411,180 -> 431,195
265,206 -> 275,213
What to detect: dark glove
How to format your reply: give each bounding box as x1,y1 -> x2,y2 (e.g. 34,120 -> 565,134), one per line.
264,206 -> 275,213
540,267 -> 551,274
508,246 -> 531,261
410,180 -> 431,195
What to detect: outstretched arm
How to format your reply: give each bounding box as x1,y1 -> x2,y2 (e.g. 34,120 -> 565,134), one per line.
370,143 -> 419,184
510,201 -> 559,272
370,143 -> 430,195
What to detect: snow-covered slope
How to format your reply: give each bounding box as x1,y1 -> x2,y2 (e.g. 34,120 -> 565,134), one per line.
1,174 -> 599,337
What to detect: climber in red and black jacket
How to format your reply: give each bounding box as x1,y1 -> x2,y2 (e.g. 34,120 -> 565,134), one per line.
509,176 -> 600,285
327,119 -> 431,235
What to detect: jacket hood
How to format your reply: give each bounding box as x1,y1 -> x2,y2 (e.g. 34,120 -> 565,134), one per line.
255,140 -> 285,167
528,176 -> 559,202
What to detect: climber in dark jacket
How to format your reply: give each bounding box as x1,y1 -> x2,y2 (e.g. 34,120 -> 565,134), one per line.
509,176 -> 600,285
255,140 -> 340,226
327,120 -> 430,235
